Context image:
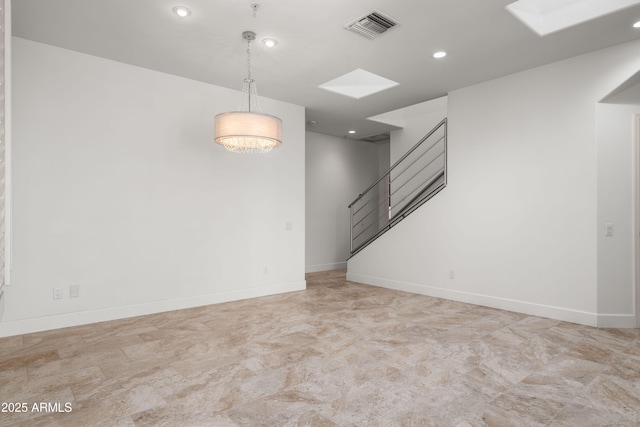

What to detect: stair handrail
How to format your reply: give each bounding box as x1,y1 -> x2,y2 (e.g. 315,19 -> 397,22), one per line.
348,118 -> 447,256
348,118 -> 447,209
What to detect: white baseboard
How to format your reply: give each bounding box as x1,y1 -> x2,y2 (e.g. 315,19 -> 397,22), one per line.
0,280 -> 306,338
346,272 -> 608,327
597,314 -> 637,328
306,262 -> 347,273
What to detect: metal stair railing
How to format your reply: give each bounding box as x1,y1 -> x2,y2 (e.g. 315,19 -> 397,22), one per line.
348,118 -> 447,256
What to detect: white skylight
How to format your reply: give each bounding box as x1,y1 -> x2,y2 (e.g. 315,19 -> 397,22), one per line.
506,0 -> 640,36
318,68 -> 399,99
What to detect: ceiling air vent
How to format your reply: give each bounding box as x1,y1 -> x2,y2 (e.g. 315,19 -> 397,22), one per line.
345,10 -> 399,39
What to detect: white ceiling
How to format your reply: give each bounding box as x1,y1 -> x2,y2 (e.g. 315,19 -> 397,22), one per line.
11,0 -> 640,140
506,0 -> 640,35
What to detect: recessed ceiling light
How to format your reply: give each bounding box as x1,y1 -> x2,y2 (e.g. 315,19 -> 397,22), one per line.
348,130 -> 356,134
634,20 -> 640,28
262,38 -> 277,48
172,6 -> 191,18
433,51 -> 447,59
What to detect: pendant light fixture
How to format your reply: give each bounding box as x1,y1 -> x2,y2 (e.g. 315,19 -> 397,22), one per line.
214,31 -> 282,154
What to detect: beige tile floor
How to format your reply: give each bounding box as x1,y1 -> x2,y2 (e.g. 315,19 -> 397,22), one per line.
1,269 -> 639,426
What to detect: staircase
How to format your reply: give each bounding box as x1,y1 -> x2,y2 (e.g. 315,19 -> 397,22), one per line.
348,118 -> 447,257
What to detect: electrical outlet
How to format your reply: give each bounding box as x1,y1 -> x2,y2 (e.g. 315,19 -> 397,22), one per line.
53,287 -> 63,299
69,285 -> 79,298
285,222 -> 293,231
449,270 -> 455,279
263,267 -> 268,275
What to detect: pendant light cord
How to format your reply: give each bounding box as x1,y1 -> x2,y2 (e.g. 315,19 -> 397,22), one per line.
246,37 -> 253,112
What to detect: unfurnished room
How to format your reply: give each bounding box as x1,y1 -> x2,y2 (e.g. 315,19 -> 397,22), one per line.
1,0 -> 640,425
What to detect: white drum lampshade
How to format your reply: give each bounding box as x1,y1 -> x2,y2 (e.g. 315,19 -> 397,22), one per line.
214,111 -> 282,154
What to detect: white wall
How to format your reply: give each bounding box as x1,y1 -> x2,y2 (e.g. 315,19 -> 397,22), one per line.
596,101 -> 640,326
348,39 -> 640,327
1,38 -> 306,337
378,140 -> 390,176
370,96 -> 447,165
0,0 -> 10,322
305,131 -> 384,272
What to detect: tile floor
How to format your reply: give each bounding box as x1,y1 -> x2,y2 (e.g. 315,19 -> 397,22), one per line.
0,269 -> 639,426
